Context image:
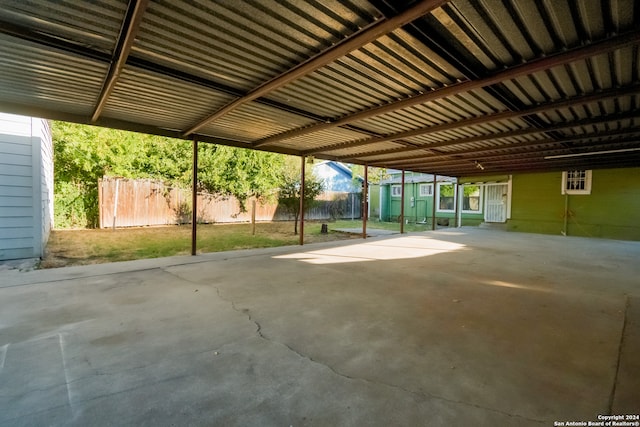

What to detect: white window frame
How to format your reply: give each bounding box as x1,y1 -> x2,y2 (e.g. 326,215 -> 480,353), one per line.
561,170 -> 592,195
419,183 -> 433,197
461,184 -> 483,214
436,182 -> 457,213
391,185 -> 402,197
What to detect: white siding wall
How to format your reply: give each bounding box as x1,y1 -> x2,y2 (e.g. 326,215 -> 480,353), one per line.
0,113 -> 53,260
35,117 -> 54,254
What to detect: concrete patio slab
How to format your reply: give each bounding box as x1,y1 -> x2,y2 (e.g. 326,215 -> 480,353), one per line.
1,228 -> 638,426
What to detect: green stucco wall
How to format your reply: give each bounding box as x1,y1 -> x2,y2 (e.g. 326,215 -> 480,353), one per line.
507,168 -> 640,241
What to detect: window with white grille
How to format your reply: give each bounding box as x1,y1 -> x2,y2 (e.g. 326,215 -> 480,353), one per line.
391,185 -> 402,197
462,185 -> 482,212
419,184 -> 433,196
437,183 -> 456,212
562,170 -> 592,195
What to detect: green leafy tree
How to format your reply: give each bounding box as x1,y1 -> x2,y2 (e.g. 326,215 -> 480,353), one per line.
53,121 -> 288,228
350,165 -> 387,187
278,163 -> 324,235
53,122 -> 193,227
196,145 -> 285,210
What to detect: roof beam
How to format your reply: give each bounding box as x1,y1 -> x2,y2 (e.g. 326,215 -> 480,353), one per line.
369,128 -> 640,167
369,153 -> 640,177
182,0 -> 449,137
0,18 -> 361,133
253,29 -> 640,148
0,19 -> 111,62
91,0 -> 149,122
339,109 -> 640,162
0,100 -> 302,157
306,85 -> 640,156
381,137 -> 640,170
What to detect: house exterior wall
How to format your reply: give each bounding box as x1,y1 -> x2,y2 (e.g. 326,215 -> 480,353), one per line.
507,168 -> 640,240
313,162 -> 360,193
368,184 -> 380,220
0,113 -> 53,260
35,116 -> 54,255
379,180 -> 485,226
384,182 -> 435,223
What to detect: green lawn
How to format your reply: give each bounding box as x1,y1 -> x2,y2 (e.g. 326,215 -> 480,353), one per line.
42,220 -> 435,269
331,219 -> 434,233
42,221 -> 358,268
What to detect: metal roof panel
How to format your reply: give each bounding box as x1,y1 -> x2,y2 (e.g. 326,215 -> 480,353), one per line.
199,102 -> 318,142
0,0 -> 638,176
103,67 -> 237,131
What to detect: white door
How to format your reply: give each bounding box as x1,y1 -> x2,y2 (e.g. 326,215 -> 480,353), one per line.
484,184 -> 508,223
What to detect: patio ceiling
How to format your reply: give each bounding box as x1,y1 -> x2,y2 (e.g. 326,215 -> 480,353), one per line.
0,0 -> 639,177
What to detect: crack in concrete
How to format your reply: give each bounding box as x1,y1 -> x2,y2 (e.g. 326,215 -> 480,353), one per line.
210,284 -> 546,425
164,268 -> 545,423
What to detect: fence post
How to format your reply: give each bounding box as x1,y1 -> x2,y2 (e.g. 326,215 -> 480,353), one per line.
252,198 -> 257,235
112,178 -> 119,230
98,178 -> 103,228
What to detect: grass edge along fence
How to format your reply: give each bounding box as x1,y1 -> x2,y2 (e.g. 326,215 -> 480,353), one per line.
98,176 -> 361,228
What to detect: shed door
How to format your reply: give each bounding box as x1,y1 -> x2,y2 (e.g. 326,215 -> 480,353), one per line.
485,184 -> 507,223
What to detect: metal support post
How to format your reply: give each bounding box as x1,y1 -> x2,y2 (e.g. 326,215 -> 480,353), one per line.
400,170 -> 405,233
299,156 -> 305,245
432,174 -> 437,230
454,182 -> 460,228
363,165 -> 368,238
191,138 -> 198,255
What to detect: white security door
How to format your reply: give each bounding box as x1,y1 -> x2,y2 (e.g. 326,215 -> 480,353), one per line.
484,184 -> 508,223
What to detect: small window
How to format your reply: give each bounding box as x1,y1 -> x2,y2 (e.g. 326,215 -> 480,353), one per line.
419,184 -> 433,197
437,183 -> 456,212
462,185 -> 482,213
562,170 -> 592,195
391,185 -> 402,197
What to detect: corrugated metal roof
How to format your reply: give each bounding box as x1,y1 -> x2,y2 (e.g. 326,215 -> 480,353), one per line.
0,0 -> 638,176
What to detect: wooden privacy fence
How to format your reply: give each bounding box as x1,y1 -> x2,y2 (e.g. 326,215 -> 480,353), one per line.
98,177 -> 361,228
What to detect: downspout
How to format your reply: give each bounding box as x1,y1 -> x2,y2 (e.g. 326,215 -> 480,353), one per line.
414,181 -> 417,223
368,181 -> 371,220
563,194 -> 569,236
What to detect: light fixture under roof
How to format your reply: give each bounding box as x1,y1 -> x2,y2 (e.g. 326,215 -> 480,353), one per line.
544,147 -> 640,159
